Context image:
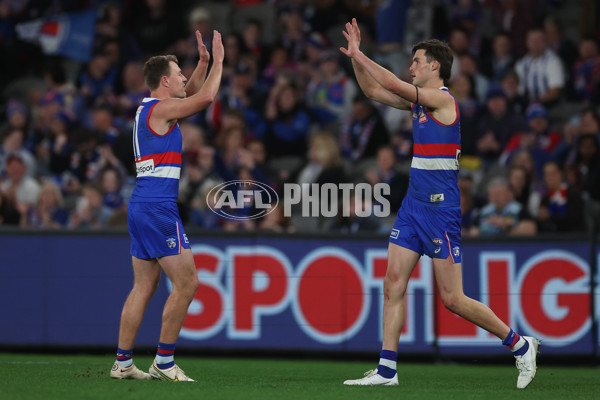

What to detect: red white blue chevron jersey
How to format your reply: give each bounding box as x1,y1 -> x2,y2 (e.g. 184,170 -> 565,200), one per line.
127,97 -> 190,259
408,87 -> 461,207
130,98 -> 182,202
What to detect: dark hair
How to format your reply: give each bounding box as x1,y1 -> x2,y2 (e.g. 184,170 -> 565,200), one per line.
143,55 -> 178,90
412,39 -> 453,85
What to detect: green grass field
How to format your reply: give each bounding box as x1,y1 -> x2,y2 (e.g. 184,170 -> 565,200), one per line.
0,353 -> 598,400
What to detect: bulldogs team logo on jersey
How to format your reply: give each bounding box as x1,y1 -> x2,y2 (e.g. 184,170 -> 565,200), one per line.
418,109 -> 428,123
166,238 -> 177,249
453,246 -> 460,257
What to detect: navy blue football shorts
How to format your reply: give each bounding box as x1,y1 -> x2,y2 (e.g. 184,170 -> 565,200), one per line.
128,201 -> 190,259
389,195 -> 462,263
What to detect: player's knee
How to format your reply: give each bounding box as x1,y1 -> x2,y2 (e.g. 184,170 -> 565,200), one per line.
383,274 -> 408,300
440,293 -> 463,314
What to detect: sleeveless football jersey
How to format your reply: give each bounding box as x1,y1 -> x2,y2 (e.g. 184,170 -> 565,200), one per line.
407,87 -> 461,207
130,98 -> 182,202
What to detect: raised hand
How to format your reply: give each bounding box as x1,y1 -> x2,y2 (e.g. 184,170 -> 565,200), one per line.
340,18 -> 361,58
196,30 -> 210,64
212,30 -> 224,63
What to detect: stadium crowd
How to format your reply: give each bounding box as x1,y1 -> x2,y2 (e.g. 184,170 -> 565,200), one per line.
0,0 -> 599,236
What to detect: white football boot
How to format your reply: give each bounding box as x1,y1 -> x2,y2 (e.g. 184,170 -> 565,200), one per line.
149,360 -> 196,382
343,369 -> 398,386
110,361 -> 152,380
515,336 -> 541,389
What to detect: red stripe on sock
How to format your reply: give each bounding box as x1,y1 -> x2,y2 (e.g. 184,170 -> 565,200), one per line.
510,334 -> 519,348
157,349 -> 175,355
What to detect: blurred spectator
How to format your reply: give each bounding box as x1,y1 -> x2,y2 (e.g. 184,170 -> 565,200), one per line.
68,182 -> 113,229
507,162 -> 541,218
566,134 -> 600,232
128,0 -> 185,56
449,72 -> 480,156
572,37 -> 600,105
222,32 -> 248,83
500,69 -> 528,115
261,45 -> 296,88
481,31 -> 515,84
280,9 -> 309,62
22,180 -> 68,229
485,0 -> 537,57
553,107 -> 600,166
0,190 -> 20,225
364,145 -> 408,212
514,28 -> 565,107
258,202 -> 295,233
0,126 -> 37,178
264,80 -> 311,158
242,18 -> 267,68
0,153 -> 41,216
537,161 -> 585,233
40,61 -> 77,114
459,173 -> 479,236
470,177 -> 537,237
171,6 -> 213,65
374,0 -> 411,77
329,193 -> 382,234
475,85 -> 527,164
543,15 -> 578,81
4,99 -> 29,131
501,103 -> 562,177
190,178 -> 225,230
116,61 -> 149,130
297,132 -> 347,186
448,26 -> 471,77
95,1 -> 142,64
340,94 -> 389,162
306,50 -> 358,127
77,53 -> 119,107
458,53 -> 489,103
100,166 -> 125,211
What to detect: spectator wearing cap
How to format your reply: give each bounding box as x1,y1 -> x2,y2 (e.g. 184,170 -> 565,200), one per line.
501,103 -> 562,177
474,85 -> 527,163
514,28 -> 565,107
305,50 -> 358,127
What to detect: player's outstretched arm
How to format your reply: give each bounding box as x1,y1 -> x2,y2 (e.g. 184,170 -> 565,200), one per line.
184,30 -> 210,96
153,31 -> 224,122
341,18 -> 412,111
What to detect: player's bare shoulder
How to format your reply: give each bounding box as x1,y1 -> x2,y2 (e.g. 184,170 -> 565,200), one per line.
428,89 -> 458,125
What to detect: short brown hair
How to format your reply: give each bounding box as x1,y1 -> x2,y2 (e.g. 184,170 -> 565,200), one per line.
412,39 -> 453,85
143,55 -> 178,90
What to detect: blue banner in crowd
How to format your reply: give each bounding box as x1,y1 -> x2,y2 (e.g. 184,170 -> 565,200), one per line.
16,10 -> 97,62
0,232 -> 596,357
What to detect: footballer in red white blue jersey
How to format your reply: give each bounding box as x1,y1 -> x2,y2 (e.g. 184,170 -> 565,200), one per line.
407,87 -> 461,207
127,97 -> 190,259
389,87 -> 462,263
130,98 -> 183,202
